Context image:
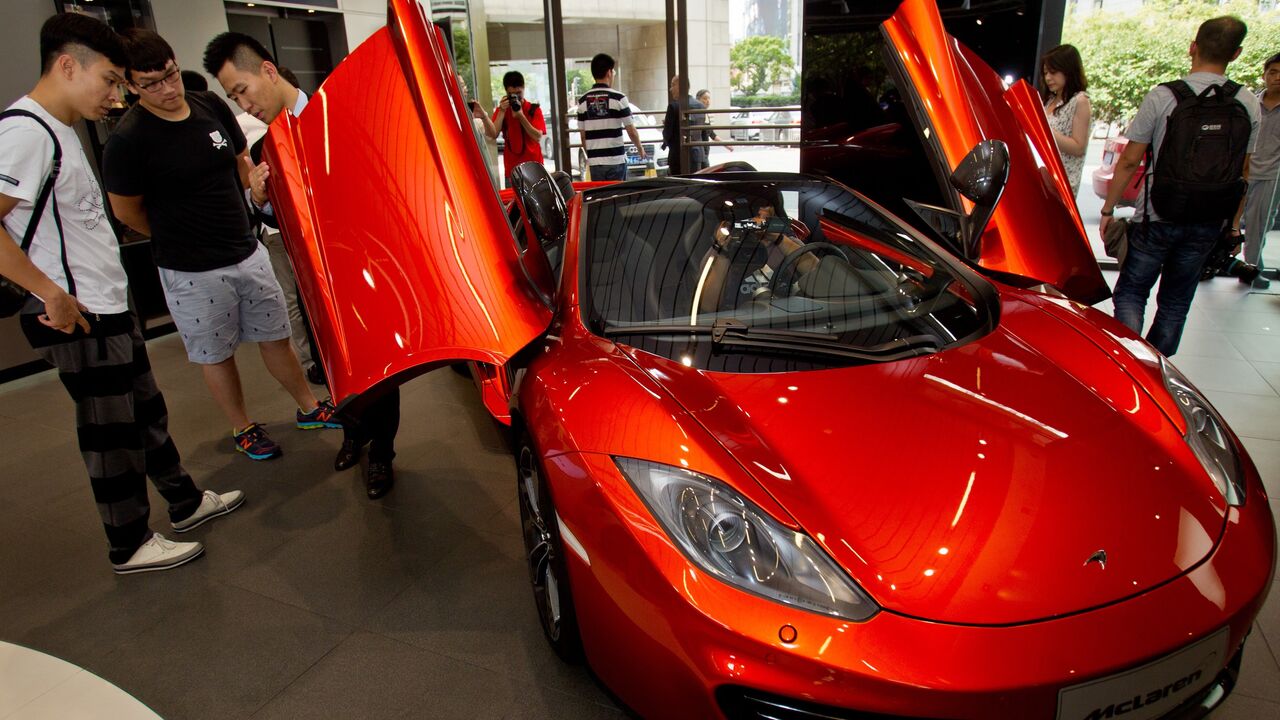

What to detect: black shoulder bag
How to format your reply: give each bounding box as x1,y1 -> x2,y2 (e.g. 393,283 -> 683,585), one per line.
0,109 -> 73,316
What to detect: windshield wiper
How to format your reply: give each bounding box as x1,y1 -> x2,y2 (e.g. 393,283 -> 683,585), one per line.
603,318 -> 940,362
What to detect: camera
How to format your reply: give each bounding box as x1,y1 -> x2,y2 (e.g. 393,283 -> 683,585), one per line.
507,93 -> 522,111
732,215 -> 788,234
1199,229 -> 1259,282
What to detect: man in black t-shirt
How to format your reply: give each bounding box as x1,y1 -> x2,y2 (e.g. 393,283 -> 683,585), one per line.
103,29 -> 341,462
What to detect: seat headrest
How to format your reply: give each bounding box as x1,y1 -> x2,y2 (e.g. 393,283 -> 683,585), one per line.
511,162 -> 567,242
551,170 -> 575,206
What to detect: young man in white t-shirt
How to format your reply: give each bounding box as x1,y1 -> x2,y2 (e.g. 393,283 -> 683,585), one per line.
0,13 -> 243,574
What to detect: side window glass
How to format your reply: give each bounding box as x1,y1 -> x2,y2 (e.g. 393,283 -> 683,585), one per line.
800,27 -> 946,232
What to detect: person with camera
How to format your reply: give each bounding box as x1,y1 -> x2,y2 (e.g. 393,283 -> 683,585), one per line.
457,74 -> 497,142
492,71 -> 545,188
697,203 -> 814,313
1100,16 -> 1260,357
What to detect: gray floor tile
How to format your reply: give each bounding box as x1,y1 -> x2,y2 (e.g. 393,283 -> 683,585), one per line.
226,492 -> 463,626
1213,692 -> 1280,719
1252,361 -> 1280,397
1257,580 -> 1280,663
0,380 -> 74,430
366,530 -> 617,708
1185,310 -> 1280,337
1240,436 -> 1280,499
1173,330 -> 1247,361
0,429 -> 90,515
0,507 -> 106,598
93,583 -> 352,720
1227,333 -> 1280,363
1235,624 -> 1280,704
250,631 -> 622,720
0,548 -> 210,669
1168,355 -> 1277,396
1205,390 -> 1280,441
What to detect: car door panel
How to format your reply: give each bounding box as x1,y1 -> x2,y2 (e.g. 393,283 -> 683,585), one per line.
883,0 -> 1110,304
262,0 -> 551,408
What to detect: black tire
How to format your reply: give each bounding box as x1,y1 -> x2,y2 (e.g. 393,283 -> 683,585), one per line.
516,431 -> 584,662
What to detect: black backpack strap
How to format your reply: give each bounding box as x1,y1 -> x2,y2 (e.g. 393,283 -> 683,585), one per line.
1160,80 -> 1194,103
0,109 -> 72,294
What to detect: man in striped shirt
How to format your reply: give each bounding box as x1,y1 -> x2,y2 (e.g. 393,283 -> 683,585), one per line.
576,53 -> 646,181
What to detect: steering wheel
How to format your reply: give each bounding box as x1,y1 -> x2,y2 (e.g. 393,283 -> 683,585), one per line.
768,241 -> 847,299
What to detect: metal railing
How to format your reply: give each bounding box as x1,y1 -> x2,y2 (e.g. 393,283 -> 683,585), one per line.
683,106 -> 803,149
553,105 -> 802,178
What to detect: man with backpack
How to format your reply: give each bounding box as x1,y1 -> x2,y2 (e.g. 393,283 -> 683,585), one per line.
1100,16 -> 1261,357
0,13 -> 244,574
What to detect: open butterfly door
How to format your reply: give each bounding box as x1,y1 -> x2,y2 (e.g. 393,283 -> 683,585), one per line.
262,0 -> 552,412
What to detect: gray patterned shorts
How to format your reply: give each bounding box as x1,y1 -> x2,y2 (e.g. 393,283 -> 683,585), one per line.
159,243 -> 291,364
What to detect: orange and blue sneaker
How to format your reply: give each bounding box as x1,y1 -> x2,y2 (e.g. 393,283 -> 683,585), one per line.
296,399 -> 343,430
233,423 -> 282,461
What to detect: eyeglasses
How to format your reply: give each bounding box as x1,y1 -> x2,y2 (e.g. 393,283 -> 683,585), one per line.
135,64 -> 181,94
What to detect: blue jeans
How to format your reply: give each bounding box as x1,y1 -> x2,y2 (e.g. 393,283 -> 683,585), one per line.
1112,220 -> 1220,357
591,163 -> 628,181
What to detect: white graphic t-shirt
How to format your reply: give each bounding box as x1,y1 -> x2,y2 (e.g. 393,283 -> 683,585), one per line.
0,96 -> 128,314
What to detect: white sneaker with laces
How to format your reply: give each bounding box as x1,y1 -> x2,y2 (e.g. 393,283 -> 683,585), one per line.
112,533 -> 204,574
172,489 -> 245,533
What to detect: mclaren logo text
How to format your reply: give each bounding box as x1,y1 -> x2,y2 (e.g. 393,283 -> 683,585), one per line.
1080,669 -> 1202,720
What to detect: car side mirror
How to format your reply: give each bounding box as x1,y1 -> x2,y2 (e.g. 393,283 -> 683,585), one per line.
949,140 -> 1009,258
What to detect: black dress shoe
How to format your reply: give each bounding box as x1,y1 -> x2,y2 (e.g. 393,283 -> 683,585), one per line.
334,439 -> 361,471
306,364 -> 326,385
366,462 -> 394,499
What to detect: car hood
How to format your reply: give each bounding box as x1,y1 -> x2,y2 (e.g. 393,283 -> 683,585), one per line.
621,298 -> 1230,625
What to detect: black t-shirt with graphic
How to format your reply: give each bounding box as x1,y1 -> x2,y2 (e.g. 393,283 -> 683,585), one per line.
103,91 -> 254,272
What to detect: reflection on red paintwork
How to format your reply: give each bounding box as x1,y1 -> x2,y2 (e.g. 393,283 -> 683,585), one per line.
263,16 -> 550,407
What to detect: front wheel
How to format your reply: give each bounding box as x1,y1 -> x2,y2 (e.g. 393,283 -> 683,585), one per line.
516,432 -> 583,662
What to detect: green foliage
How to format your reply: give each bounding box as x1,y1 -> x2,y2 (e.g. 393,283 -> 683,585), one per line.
1064,0 -> 1280,124
451,26 -> 472,92
729,93 -> 801,108
730,36 -> 794,97
566,68 -> 595,100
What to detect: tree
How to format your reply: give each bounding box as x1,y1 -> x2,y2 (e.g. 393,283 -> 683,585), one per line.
566,68 -> 594,101
1064,0 -> 1280,124
730,36 -> 794,97
451,26 -> 472,94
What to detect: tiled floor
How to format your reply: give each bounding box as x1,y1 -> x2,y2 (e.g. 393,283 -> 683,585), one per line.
0,270 -> 1278,719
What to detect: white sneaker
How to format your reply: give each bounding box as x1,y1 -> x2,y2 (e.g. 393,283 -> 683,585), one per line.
112,533 -> 204,575
172,489 -> 246,533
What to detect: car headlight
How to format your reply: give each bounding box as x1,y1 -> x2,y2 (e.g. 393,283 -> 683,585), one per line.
614,457 -> 878,621
1160,357 -> 1244,505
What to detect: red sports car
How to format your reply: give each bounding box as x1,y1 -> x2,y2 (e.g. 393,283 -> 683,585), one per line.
263,1 -> 1276,718
1092,135 -> 1148,207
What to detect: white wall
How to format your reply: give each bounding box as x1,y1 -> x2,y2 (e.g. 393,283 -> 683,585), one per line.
341,0 -> 386,48
151,0 -> 229,94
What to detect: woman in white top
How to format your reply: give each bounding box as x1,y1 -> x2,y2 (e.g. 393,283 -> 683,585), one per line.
1040,44 -> 1091,200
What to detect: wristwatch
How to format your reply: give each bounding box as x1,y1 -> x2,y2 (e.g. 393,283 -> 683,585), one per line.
1100,208 -> 1114,216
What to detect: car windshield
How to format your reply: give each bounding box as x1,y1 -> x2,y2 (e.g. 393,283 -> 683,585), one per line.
581,178 -> 990,371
